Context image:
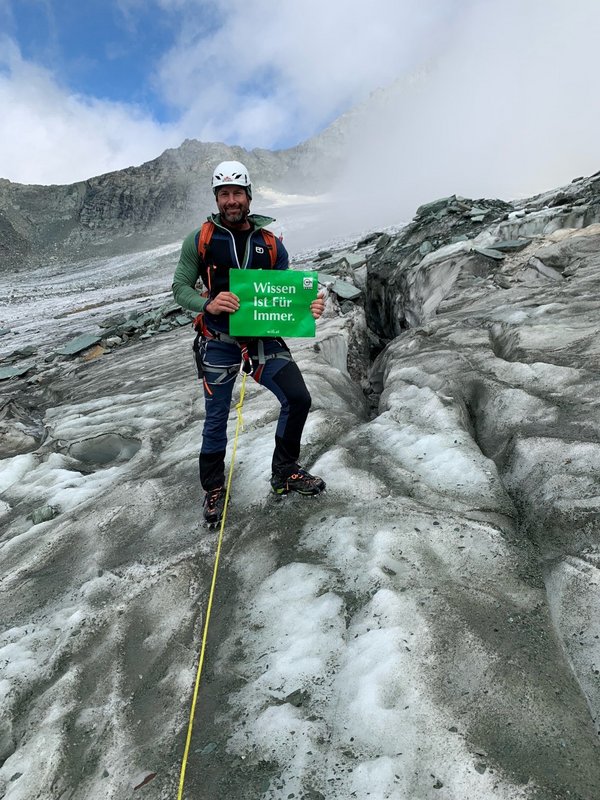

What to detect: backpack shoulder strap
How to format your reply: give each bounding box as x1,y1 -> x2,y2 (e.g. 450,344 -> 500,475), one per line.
199,221 -> 277,267
197,220 -> 216,260
261,229 -> 278,268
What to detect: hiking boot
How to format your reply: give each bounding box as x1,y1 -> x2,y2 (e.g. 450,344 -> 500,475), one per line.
271,467 -> 326,496
203,486 -> 226,525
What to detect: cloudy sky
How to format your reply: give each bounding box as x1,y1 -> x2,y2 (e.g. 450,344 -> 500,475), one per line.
1,0 -> 599,218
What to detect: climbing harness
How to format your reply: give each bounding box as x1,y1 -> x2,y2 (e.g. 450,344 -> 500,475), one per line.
192,316 -> 293,386
176,367 -> 248,800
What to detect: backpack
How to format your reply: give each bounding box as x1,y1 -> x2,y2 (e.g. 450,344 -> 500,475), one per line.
197,220 -> 278,267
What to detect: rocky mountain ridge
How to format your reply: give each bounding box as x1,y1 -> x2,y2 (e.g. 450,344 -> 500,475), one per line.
0,127 -> 346,270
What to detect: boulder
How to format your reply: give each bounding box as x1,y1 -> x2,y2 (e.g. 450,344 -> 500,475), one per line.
56,333 -> 102,356
0,364 -> 31,381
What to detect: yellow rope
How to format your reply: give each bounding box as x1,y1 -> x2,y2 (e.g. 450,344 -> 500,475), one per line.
176,372 -> 247,800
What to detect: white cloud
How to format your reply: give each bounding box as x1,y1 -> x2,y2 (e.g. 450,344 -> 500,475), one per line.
328,0 -> 600,233
155,0 -> 456,147
0,36 -> 181,185
0,0 -> 460,185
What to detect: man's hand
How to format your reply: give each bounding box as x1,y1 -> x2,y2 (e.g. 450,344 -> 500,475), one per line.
206,292 -> 240,314
310,291 -> 325,320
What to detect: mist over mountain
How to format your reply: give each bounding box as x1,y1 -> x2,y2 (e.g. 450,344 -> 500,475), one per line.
3,42 -> 600,270
0,114 -> 351,270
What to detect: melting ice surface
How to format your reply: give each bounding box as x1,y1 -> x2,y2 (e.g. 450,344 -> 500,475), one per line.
2,213 -> 600,799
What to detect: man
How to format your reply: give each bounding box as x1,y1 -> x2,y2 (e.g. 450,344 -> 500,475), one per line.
172,160 -> 326,525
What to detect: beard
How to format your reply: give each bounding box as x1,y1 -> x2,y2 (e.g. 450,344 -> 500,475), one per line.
222,206 -> 248,224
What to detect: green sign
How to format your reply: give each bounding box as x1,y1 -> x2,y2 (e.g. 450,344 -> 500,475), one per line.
229,269 -> 318,338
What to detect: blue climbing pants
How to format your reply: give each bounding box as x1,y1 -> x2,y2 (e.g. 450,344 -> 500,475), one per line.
194,336 -> 312,490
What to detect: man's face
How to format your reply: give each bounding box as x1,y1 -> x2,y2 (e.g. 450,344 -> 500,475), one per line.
215,185 -> 250,226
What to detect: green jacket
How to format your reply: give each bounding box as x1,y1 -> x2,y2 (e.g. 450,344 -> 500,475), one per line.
172,214 -> 288,316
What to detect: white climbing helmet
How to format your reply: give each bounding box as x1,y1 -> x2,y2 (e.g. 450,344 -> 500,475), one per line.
211,160 -> 252,198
